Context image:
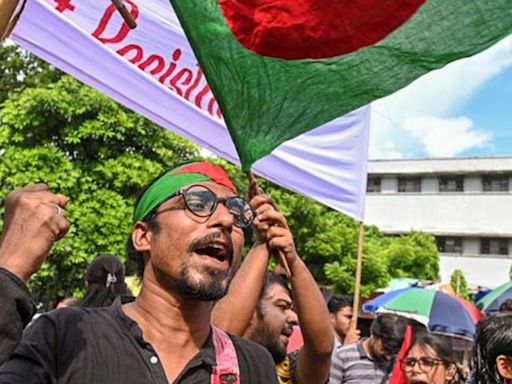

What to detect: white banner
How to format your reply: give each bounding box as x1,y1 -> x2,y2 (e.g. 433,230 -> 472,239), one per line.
11,0 -> 369,220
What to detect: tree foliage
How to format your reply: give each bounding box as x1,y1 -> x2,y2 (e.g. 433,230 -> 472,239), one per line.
0,44 -> 441,305
450,269 -> 469,300
0,46 -> 200,305
0,43 -> 62,105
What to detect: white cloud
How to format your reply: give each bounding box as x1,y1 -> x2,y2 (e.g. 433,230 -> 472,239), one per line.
403,116 -> 492,157
369,35 -> 512,159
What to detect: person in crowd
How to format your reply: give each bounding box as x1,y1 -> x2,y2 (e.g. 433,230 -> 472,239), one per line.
0,161 -> 278,383
330,313 -> 407,384
499,298 -> 512,312
328,294 -> 361,349
469,312 -> 512,384
401,334 -> 464,384
56,297 -> 79,309
79,254 -> 130,308
212,187 -> 333,384
0,184 -> 69,365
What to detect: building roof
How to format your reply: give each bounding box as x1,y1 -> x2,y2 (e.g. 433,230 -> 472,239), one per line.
368,157 -> 512,175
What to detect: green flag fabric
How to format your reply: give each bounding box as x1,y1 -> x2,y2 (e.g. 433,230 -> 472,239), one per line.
170,0 -> 512,170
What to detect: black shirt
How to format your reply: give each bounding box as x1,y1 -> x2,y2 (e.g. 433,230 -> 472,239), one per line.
0,297 -> 277,384
0,268 -> 36,365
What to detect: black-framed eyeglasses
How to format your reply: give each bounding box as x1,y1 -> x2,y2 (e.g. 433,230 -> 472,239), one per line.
400,357 -> 445,373
157,184 -> 255,229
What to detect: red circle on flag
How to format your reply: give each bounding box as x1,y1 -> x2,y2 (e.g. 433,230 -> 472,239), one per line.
218,0 -> 425,60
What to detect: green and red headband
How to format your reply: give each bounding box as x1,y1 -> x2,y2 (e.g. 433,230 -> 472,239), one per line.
133,162 -> 237,223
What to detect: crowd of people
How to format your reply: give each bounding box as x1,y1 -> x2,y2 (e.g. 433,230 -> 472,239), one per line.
0,160 -> 511,384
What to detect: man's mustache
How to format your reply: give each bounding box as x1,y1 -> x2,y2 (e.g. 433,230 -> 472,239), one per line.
188,231 -> 234,260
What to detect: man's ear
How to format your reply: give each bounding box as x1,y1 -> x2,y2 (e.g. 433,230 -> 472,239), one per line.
496,355 -> 512,380
132,221 -> 153,252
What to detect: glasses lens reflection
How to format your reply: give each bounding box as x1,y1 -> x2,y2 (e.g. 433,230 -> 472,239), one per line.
182,185 -> 254,228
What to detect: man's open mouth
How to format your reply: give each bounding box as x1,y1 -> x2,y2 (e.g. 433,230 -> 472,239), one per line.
194,241 -> 230,264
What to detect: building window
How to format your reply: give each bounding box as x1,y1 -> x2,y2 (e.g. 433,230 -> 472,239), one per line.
436,237 -> 463,254
367,177 -> 381,193
439,176 -> 464,192
481,238 -> 509,255
482,175 -> 509,192
398,177 -> 421,192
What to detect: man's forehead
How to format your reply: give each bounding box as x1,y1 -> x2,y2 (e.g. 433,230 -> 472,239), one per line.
267,283 -> 292,303
133,161 -> 237,223
192,181 -> 238,197
338,306 -> 353,315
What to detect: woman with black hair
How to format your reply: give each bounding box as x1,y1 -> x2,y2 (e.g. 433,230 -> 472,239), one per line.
470,312 -> 512,384
401,334 -> 464,384
79,254 -> 131,308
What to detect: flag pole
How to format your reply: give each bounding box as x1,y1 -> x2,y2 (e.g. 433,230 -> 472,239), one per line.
111,0 -> 137,29
0,0 -> 21,40
351,221 -> 365,329
246,170 -> 291,278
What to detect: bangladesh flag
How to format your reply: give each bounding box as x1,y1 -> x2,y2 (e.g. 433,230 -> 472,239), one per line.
170,0 -> 512,170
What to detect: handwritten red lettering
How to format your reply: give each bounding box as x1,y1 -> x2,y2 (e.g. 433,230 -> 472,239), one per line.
195,84 -> 212,112
158,49 -> 182,84
53,0 -> 75,13
139,54 -> 166,75
184,66 -> 203,101
117,44 -> 144,64
170,69 -> 193,96
92,0 -> 139,44
90,3 -> 221,119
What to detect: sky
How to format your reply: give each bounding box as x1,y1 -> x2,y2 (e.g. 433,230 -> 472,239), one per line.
369,35 -> 512,160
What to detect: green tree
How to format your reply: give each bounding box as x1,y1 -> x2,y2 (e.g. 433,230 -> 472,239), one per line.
0,43 -> 62,105
385,232 -> 440,280
450,269 -> 470,300
0,75 -> 200,306
0,43 -> 442,304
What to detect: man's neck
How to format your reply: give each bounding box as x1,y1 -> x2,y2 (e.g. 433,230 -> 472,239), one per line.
122,274 -> 215,383
362,338 -> 373,359
124,276 -> 213,343
334,331 -> 345,346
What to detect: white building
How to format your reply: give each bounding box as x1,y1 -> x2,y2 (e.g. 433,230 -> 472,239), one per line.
364,157 -> 512,288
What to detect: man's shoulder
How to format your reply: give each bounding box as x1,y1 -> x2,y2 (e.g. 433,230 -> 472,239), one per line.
228,334 -> 278,383
332,341 -> 363,365
335,342 -> 361,356
40,305 -> 110,322
229,334 -> 273,359
29,305 -> 116,337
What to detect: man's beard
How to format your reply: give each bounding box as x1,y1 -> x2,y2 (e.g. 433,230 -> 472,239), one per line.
264,338 -> 287,364
172,264 -> 233,301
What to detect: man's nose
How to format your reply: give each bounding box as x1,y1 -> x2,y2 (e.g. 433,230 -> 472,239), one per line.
287,309 -> 299,326
208,202 -> 234,230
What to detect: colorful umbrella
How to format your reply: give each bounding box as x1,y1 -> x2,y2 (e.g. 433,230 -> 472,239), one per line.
362,288 -> 411,313
476,281 -> 512,314
371,288 -> 476,339
364,286 -> 482,322
454,296 -> 483,323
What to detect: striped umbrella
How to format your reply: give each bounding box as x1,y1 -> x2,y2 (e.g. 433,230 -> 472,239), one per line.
364,287 -> 483,323
373,288 -> 477,339
477,281 -> 512,314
